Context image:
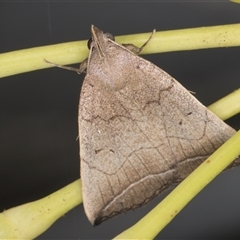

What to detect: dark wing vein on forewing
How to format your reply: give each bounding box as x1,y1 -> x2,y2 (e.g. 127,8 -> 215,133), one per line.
115,68 -> 173,168
114,115 -> 168,190
115,96 -> 172,170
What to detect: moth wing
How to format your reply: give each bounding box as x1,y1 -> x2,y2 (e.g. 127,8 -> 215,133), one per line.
79,44 -> 236,225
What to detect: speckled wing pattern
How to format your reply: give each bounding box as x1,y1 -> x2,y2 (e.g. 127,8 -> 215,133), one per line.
79,28 -> 237,225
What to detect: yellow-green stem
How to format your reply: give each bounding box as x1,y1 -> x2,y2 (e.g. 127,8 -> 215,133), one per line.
208,89 -> 240,120
0,23 -> 240,78
0,180 -> 82,239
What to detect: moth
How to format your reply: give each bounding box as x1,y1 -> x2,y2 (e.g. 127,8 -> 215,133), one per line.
45,25 -> 239,225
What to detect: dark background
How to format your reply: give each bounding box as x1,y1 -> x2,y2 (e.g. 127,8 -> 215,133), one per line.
1,1 -> 240,239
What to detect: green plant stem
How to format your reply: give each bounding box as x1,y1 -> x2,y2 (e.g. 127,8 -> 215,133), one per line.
0,23 -> 240,78
230,0 -> 240,4
208,89 -> 240,120
0,180 -> 82,239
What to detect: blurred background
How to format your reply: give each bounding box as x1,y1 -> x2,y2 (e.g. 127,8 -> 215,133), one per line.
0,1 -> 240,239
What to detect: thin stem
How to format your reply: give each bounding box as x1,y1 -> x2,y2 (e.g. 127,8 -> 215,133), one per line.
0,23 -> 240,78
208,89 -> 240,120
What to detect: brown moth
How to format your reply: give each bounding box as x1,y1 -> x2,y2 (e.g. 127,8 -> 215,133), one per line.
45,25 -> 239,226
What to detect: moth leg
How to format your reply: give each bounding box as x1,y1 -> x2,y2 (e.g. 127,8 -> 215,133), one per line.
44,58 -> 88,74
122,29 -> 156,55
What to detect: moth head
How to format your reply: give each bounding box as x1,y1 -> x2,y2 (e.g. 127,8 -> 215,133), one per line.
88,25 -> 115,58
